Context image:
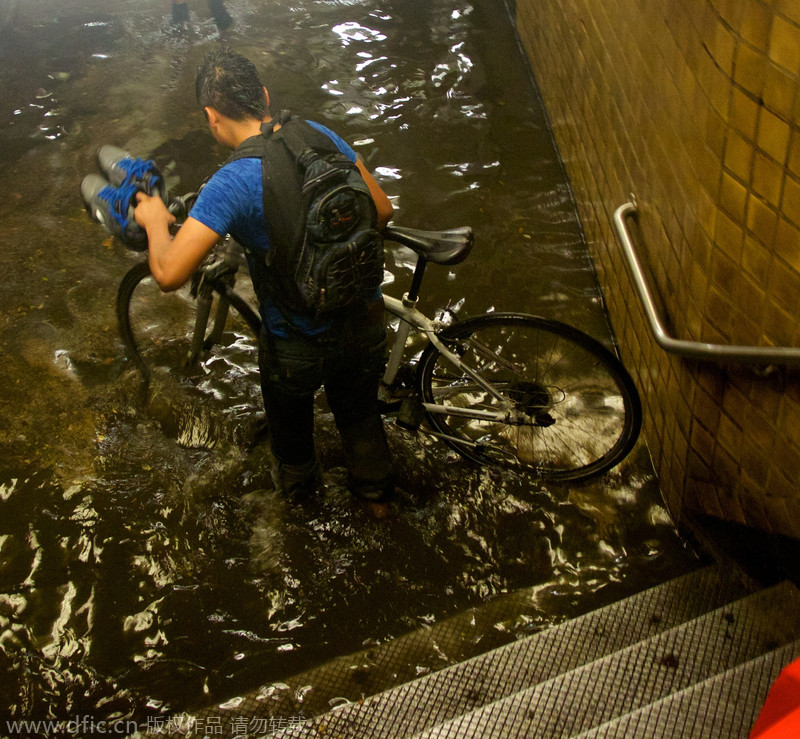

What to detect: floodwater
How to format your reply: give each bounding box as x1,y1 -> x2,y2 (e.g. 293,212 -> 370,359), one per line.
0,0 -> 699,729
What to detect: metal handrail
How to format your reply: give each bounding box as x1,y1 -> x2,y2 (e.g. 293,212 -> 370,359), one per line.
613,199 -> 800,366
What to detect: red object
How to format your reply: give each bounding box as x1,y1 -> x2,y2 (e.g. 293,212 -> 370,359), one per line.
749,657 -> 800,738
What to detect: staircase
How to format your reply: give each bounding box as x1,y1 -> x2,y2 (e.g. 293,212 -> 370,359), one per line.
262,564 -> 800,738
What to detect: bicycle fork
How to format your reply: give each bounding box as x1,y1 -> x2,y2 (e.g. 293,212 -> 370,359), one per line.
186,276 -> 232,370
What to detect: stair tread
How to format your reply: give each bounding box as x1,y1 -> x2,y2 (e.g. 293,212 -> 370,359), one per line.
272,564 -> 753,738
408,580 -> 800,739
573,640 -> 800,739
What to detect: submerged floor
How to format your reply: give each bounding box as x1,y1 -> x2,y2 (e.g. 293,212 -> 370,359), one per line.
0,0 -> 698,726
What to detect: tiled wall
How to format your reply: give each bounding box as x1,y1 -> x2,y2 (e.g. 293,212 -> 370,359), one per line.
516,0 -> 800,538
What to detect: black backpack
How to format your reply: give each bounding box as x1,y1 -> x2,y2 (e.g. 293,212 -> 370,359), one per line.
228,111 -> 384,317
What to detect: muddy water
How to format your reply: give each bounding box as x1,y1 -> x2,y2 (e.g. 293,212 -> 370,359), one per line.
0,0 -> 698,725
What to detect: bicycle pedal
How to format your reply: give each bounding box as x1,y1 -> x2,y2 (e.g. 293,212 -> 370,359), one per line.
378,398 -> 402,414
395,397 -> 425,431
378,379 -> 411,410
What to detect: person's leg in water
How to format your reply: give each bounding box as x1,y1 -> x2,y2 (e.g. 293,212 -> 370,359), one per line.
257,306 -> 394,503
322,302 -> 395,503
171,1 -> 232,31
258,329 -> 323,500
171,0 -> 189,26
207,0 -> 233,31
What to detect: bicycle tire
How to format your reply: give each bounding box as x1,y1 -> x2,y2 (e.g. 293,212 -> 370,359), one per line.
116,261 -> 261,381
416,312 -> 642,482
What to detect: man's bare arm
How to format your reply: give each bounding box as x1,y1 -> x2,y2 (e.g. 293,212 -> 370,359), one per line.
135,193 -> 222,291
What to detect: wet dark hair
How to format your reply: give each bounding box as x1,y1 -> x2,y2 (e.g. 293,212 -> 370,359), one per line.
195,47 -> 269,121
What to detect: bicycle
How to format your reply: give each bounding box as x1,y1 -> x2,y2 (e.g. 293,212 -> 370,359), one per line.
116,224 -> 642,483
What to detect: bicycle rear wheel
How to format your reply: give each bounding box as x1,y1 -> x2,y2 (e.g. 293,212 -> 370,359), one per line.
117,261 -> 260,381
417,313 -> 642,482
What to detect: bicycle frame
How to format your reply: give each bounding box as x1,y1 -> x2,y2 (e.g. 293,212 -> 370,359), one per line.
187,239 -> 256,367
117,225 -> 641,481
190,237 -> 526,425
381,291 -> 523,423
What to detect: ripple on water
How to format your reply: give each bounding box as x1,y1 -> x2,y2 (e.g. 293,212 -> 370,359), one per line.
0,0 -> 699,722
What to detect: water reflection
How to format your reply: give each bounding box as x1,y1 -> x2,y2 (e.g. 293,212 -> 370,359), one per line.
332,21 -> 387,46
0,0 -> 698,725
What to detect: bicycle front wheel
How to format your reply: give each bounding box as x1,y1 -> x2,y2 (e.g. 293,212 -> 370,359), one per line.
417,313 -> 642,482
117,261 -> 260,381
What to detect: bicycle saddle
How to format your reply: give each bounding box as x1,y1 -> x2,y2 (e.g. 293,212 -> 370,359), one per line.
384,225 -> 474,265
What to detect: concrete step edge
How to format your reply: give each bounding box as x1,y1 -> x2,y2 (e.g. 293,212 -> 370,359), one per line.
572,639 -> 800,739
407,580 -> 800,739
268,563 -> 752,738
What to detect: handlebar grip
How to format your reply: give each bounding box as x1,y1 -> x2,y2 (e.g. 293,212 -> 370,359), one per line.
167,192 -> 199,221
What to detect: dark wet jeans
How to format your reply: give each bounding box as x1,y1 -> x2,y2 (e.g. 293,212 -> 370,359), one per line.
258,300 -> 394,500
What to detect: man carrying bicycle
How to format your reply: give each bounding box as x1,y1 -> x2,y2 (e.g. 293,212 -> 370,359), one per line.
132,48 -> 396,503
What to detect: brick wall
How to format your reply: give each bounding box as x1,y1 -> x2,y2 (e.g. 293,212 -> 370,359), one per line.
516,0 -> 800,537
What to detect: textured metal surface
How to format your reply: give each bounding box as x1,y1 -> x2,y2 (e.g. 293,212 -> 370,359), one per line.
174,565 -> 800,739
268,564 -> 754,738
188,564 -> 718,729
411,581 -> 800,738
575,640 -> 800,739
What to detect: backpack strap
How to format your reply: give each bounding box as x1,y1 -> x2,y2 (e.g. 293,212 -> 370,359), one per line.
266,111 -> 345,163
227,110 -> 350,262
224,111 -> 351,319
227,111 -> 301,264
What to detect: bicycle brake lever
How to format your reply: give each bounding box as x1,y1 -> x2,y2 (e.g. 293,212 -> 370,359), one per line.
167,192 -> 199,222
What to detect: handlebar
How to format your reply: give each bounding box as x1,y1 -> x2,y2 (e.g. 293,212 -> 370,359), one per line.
167,191 -> 199,222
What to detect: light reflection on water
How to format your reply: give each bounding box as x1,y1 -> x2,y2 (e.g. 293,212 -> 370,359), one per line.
0,0 -> 699,724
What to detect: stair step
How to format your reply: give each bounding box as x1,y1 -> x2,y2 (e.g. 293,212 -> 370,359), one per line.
273,564 -> 751,738
573,640 -> 800,738
407,581 -> 800,738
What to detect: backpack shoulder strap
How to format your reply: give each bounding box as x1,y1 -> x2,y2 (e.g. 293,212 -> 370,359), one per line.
226,111 -> 347,170
220,112 -> 364,314
271,115 -> 343,161
224,109 -> 292,162
219,112 -> 304,264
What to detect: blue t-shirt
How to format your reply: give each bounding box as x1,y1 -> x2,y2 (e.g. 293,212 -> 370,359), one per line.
190,121 -> 360,336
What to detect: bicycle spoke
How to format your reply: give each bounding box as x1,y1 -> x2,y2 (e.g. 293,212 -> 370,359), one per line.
418,314 -> 640,482
118,261 -> 260,382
